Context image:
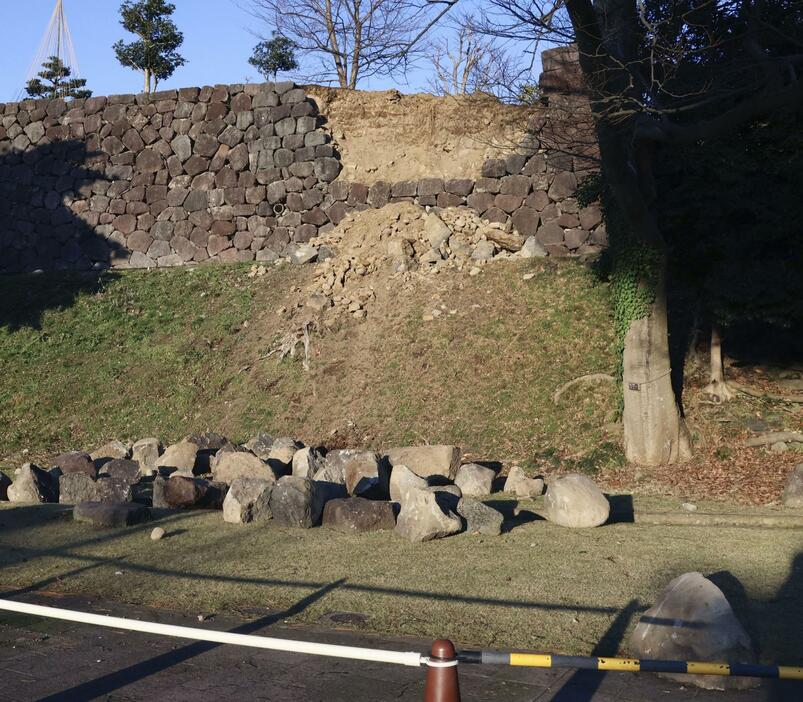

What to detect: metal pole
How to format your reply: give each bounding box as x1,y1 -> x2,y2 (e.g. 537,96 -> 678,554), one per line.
424,640 -> 461,702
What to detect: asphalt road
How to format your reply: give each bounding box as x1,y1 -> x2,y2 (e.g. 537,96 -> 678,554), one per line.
0,593 -> 798,702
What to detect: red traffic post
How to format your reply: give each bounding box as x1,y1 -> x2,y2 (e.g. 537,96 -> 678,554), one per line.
424,639 -> 461,702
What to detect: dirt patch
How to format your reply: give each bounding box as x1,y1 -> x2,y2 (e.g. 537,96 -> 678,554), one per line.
305,87 -> 533,183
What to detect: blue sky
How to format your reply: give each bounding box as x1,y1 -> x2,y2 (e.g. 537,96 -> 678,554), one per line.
0,0 -> 514,102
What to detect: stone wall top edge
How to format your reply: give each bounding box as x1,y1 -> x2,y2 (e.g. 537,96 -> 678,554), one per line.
0,80 -> 298,115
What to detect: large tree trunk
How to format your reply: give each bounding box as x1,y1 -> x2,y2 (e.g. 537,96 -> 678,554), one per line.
623,280 -> 692,464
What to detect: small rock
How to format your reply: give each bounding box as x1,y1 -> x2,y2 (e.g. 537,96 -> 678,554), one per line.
287,243 -> 318,265
424,213 -> 451,249
503,466 -> 544,498
681,502 -> 698,512
454,463 -> 495,496
394,487 -> 462,542
544,473 -> 609,528
322,497 -> 396,532
519,236 -> 547,258
770,441 -> 788,453
150,527 -> 165,541
471,240 -> 495,261
457,498 -> 503,536
469,266 -> 481,276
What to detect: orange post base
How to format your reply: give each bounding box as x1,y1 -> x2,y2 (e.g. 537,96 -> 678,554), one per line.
424,639 -> 461,702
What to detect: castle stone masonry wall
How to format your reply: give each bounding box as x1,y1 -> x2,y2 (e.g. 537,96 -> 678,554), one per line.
0,51 -> 602,274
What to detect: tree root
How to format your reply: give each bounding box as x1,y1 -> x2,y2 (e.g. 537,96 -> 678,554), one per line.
701,379 -> 737,403
744,431 -> 803,447
553,373 -> 615,404
731,382 -> 803,403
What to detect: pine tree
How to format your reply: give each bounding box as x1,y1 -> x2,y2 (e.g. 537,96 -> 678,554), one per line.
25,56 -> 92,100
113,0 -> 186,93
249,35 -> 299,81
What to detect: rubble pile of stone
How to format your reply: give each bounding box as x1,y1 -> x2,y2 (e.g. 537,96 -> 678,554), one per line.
0,433 -> 613,541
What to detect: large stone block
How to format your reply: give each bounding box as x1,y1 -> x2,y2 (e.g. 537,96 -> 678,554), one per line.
384,445 -> 461,481
270,476 -> 324,528
322,497 -> 396,533
544,473 -> 609,527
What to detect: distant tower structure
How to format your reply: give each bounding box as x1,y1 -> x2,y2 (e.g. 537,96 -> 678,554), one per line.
21,0 -> 83,99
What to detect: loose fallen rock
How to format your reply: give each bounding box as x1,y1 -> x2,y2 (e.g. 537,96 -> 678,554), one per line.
343,451 -> 388,499
504,466 -> 544,498
322,497 -> 396,532
394,487 -> 462,542
457,498 -> 503,536
132,437 -> 160,476
270,476 -> 324,528
74,502 -> 152,528
544,473 -> 609,528
384,445 -> 462,481
150,526 -> 165,540
222,477 -> 274,524
8,464 -> 59,503
455,463 -> 496,496
53,451 -> 97,478
389,464 -> 428,504
629,572 -> 758,691
157,440 -> 199,475
212,450 -> 277,484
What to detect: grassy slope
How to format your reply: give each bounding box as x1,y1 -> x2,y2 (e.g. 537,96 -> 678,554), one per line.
1,502 -> 800,663
0,259 -> 619,472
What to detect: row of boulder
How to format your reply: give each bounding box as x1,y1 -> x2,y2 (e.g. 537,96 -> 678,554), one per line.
0,433 -> 611,541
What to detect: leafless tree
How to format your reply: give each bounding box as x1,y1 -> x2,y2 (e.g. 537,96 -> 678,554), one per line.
427,17 -> 533,101
245,0 -> 431,88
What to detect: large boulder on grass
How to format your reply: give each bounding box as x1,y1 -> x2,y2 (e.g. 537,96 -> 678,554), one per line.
384,445 -> 461,481
394,487 -> 462,542
292,447 -> 326,479
59,473 -> 99,504
132,438 -> 160,476
100,459 -> 141,485
157,440 -> 199,476
389,464 -> 427,504
222,477 -> 274,524
544,473 -> 609,528
344,451 -> 388,499
53,451 -> 97,478
454,463 -> 495,496
457,498 -> 503,536
162,476 -> 227,509
503,466 -> 544,498
8,464 -> 59,503
266,437 -> 302,475
212,450 -> 277,484
74,502 -> 152,528
270,476 -> 324,528
629,572 -> 758,691
322,497 -> 396,533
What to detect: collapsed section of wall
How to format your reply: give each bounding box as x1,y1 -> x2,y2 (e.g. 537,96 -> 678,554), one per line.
0,50 -> 602,274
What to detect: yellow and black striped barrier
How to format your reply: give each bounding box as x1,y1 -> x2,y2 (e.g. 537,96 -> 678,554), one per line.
457,650 -> 803,681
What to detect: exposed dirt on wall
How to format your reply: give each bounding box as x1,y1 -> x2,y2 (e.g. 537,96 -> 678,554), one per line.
305,87 -> 534,184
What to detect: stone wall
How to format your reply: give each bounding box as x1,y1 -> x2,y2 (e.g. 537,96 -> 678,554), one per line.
0,48 -> 602,273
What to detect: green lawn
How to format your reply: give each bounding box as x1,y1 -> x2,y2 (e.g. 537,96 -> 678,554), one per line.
1,500 -> 801,664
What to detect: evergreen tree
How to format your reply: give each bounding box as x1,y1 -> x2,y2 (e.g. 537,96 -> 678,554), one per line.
113,0 -> 186,93
25,56 -> 92,100
249,34 -> 299,81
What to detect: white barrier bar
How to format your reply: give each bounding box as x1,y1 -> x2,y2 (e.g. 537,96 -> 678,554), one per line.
0,599 -> 423,668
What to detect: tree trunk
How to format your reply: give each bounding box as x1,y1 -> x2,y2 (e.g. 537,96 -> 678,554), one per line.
623,279 -> 692,464
702,323 -> 735,402
144,67 -> 151,94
